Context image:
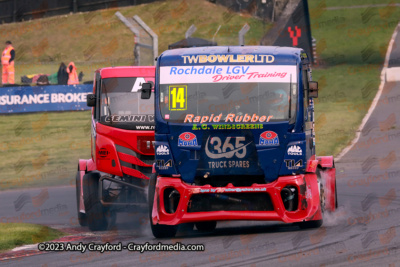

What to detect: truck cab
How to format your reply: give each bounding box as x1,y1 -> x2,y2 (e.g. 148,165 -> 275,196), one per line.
76,66 -> 155,231
146,46 -> 337,238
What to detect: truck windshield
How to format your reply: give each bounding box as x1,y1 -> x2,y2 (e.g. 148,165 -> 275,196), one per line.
158,65 -> 297,124
100,77 -> 155,130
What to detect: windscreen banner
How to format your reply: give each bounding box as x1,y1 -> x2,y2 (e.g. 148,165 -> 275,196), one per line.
159,65 -> 297,84
0,84 -> 92,114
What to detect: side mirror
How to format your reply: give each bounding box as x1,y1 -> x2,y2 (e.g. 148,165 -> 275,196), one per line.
87,93 -> 96,107
308,81 -> 318,98
141,82 -> 152,99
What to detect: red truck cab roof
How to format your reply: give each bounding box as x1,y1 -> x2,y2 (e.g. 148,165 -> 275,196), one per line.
95,66 -> 155,79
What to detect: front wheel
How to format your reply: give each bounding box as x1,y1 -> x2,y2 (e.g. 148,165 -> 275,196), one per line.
148,172 -> 178,238
195,221 -> 217,232
297,219 -> 323,229
83,172 -> 115,231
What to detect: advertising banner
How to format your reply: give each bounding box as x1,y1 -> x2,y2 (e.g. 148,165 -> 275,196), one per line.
0,84 -> 93,114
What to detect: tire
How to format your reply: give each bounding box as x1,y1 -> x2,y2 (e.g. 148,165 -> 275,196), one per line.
195,221 -> 217,232
83,172 -> 115,231
297,219 -> 323,229
75,171 -> 87,226
148,172 -> 178,238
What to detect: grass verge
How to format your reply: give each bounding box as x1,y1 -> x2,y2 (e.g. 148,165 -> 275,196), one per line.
0,111 -> 91,190
309,1 -> 399,156
0,223 -> 64,252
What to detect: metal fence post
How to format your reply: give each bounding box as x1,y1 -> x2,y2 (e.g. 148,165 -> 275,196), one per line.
13,0 -> 17,22
73,0 -> 78,13
238,23 -> 250,46
132,15 -> 158,66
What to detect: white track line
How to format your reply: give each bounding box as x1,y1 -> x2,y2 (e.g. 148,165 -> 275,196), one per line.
335,22 -> 400,162
11,244 -> 38,252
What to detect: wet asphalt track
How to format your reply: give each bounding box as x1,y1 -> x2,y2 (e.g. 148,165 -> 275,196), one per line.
2,33 -> 400,267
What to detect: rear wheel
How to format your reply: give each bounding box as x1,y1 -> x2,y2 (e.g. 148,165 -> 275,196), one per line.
148,172 -> 178,238
195,221 -> 217,232
83,172 -> 115,231
75,171 -> 87,226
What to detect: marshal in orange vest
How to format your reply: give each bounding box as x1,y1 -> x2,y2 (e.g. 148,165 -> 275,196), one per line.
2,41 -> 15,84
66,62 -> 79,85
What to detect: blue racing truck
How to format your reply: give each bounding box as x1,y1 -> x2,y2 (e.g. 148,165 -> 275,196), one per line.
141,46 -> 337,238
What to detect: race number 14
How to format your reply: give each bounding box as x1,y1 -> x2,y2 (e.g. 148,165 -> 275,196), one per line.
169,85 -> 187,111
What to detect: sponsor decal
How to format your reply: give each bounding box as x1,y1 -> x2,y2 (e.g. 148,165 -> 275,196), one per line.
131,77 -> 146,92
284,159 -> 303,170
205,136 -> 250,159
184,113 -> 273,123
208,160 -> 250,169
192,123 -> 263,130
192,187 -> 267,194
156,159 -> 172,170
160,65 -> 296,84
181,54 -> 275,64
178,132 -> 198,146
287,145 -> 302,156
98,148 -> 110,159
156,145 -> 169,155
259,131 -> 279,146
104,115 -> 154,123
169,85 -> 187,111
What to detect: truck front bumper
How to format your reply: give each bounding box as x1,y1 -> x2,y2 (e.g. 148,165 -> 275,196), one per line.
151,174 -> 323,226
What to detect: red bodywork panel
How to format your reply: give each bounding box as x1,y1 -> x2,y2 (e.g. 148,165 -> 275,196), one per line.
311,156 -> 336,211
316,156 -> 335,211
92,66 -> 155,179
78,159 -> 96,172
317,156 -> 334,168
82,66 -> 156,178
95,123 -> 153,179
98,66 -> 155,79
151,174 -> 323,225
320,167 -> 336,212
78,66 -> 155,213
306,154 -> 318,173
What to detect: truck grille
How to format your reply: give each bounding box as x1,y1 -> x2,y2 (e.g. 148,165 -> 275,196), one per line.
194,175 -> 266,187
187,193 -> 274,212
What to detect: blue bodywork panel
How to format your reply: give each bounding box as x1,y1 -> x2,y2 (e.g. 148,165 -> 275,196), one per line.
154,46 -> 312,184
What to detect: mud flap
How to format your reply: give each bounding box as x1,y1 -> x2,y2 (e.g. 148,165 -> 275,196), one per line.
79,170 -> 86,213
304,174 -> 323,221
321,168 -> 336,212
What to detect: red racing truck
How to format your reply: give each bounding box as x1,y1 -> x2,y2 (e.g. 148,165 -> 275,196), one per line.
144,46 -> 337,238
76,66 -> 155,231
